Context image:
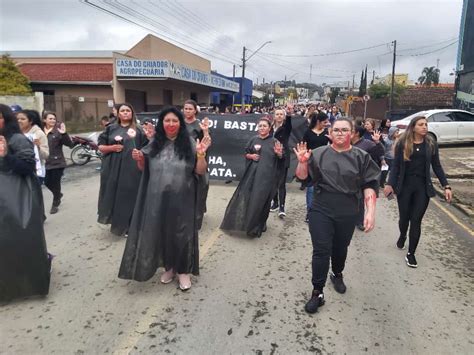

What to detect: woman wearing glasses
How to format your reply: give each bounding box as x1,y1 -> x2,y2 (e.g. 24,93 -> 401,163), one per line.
294,118 -> 380,314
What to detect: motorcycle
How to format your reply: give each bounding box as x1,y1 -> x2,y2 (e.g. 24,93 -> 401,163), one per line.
70,134 -> 102,166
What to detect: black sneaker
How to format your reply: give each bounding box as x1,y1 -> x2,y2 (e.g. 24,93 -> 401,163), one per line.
304,290 -> 325,314
396,236 -> 407,249
278,206 -> 286,218
405,253 -> 418,268
270,202 -> 279,212
330,272 -> 347,294
50,205 -> 58,214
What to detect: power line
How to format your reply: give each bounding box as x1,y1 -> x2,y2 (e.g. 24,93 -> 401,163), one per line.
80,0 -> 240,66
397,37 -> 459,52
257,42 -> 390,58
397,41 -> 458,57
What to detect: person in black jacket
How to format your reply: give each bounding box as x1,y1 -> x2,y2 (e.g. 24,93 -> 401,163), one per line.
42,111 -> 74,214
384,116 -> 452,268
270,104 -> 293,218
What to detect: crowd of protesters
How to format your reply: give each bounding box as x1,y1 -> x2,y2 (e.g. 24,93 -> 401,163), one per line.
0,101 -> 452,316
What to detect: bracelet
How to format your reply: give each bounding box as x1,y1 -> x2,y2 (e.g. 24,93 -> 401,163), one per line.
197,152 -> 206,158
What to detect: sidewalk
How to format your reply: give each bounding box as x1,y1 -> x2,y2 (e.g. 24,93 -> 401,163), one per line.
436,146 -> 474,217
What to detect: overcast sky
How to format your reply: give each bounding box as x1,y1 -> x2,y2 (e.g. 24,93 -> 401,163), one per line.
0,0 -> 464,85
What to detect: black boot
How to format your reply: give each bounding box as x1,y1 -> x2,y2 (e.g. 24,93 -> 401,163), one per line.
304,290 -> 325,314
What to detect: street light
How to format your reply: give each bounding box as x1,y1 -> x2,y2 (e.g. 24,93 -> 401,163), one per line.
240,41 -> 272,113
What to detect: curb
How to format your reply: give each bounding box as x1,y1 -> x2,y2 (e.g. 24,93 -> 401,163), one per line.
433,184 -> 474,218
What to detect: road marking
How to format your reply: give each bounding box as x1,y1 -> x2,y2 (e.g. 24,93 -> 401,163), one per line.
113,227 -> 223,354
431,198 -> 474,237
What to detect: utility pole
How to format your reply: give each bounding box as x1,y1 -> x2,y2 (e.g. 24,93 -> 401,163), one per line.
240,46 -> 246,113
310,64 -> 312,82
352,74 -> 355,93
436,58 -> 440,69
389,40 -> 397,112
372,70 -> 375,85
240,41 -> 272,113
232,64 -> 236,110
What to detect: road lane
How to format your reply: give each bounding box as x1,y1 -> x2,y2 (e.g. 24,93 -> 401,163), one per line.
1,176 -> 473,354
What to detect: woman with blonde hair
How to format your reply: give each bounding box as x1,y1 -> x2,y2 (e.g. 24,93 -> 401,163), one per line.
384,116 -> 452,268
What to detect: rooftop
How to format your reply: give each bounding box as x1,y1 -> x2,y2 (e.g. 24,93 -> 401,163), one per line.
19,63 -> 113,83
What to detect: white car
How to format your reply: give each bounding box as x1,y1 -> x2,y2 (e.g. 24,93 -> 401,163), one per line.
393,109 -> 474,144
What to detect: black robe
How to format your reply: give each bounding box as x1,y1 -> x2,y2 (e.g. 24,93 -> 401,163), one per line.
186,119 -> 209,230
118,139 -> 199,281
0,134 -> 50,302
97,123 -> 147,236
220,135 -> 281,237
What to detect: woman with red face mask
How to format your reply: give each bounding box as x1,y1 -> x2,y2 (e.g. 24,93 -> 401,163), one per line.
97,103 -> 147,237
119,107 -> 211,291
220,116 -> 284,238
183,99 -> 211,230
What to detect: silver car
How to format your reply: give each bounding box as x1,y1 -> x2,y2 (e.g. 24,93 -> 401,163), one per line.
393,109 -> 474,144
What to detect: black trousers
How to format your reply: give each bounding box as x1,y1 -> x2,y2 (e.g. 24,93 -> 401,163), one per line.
44,168 -> 64,204
308,210 -> 357,291
273,167 -> 288,208
396,176 -> 430,254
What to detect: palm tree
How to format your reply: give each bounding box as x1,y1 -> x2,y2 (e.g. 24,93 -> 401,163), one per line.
418,66 -> 440,86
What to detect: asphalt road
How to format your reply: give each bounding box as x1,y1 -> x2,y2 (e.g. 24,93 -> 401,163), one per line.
1,164 -> 473,354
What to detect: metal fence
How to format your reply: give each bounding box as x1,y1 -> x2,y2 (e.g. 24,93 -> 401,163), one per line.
44,95 -> 111,133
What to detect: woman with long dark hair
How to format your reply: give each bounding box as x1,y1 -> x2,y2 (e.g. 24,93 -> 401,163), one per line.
0,104 -> 51,302
183,99 -> 211,230
302,112 -> 331,222
119,107 -> 211,291
97,103 -> 147,236
42,111 -> 74,214
384,116 -> 452,268
221,116 -> 284,238
294,118 -> 379,314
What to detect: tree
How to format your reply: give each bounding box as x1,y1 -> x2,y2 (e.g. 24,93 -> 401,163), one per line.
0,54 -> 32,95
368,82 -> 405,100
358,65 -> 368,96
330,88 -> 340,104
418,66 -> 440,86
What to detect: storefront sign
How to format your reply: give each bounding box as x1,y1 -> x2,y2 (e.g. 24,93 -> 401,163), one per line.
115,59 -> 239,92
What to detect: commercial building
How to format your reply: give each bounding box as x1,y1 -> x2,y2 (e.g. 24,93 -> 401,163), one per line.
455,0 -> 474,111
4,34 -> 240,129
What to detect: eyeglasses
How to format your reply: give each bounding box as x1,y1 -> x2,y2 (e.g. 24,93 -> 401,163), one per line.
332,128 -> 351,134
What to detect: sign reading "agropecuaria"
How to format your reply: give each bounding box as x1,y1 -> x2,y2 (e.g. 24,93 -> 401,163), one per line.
115,59 -> 239,93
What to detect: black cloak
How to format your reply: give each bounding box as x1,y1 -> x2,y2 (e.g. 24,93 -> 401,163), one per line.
97,123 -> 147,236
118,139 -> 200,281
186,119 -> 209,230
0,134 -> 50,302
220,135 -> 281,237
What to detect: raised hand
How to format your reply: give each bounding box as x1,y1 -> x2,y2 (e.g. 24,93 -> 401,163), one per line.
274,141 -> 283,157
196,135 -> 211,155
372,131 -> 381,143
199,117 -> 210,133
57,122 -> 66,134
293,142 -> 312,163
0,135 -> 7,157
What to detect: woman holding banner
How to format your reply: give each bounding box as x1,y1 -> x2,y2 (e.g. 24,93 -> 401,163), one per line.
270,104 -> 293,218
183,99 -> 211,230
221,116 -> 284,238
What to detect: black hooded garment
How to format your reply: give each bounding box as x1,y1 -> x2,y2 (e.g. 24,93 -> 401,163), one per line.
0,133 -> 50,302
186,119 -> 209,230
220,135 -> 281,237
97,123 -> 147,236
118,139 -> 200,281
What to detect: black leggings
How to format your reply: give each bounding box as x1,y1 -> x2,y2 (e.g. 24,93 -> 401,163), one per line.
308,210 -> 357,291
396,176 -> 430,254
44,168 -> 64,203
273,167 -> 288,208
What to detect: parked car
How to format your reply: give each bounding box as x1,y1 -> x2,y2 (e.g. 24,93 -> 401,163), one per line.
393,109 -> 474,144
136,112 -> 159,126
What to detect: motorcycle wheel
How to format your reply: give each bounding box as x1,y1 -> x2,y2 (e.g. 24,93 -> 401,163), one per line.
70,145 -> 92,166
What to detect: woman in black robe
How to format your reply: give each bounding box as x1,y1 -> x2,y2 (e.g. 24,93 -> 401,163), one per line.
220,116 -> 284,238
183,99 -> 211,230
0,104 -> 50,302
97,103 -> 147,236
119,107 -> 211,291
